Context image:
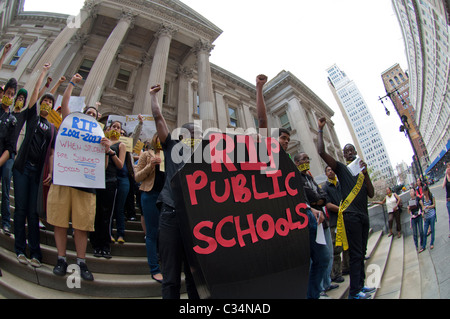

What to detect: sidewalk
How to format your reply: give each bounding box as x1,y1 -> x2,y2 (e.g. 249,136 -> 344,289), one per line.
423,184 -> 450,298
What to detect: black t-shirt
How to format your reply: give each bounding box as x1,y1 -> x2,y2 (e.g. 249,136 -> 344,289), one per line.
409,196 -> 420,216
334,161 -> 369,215
13,103 -> 55,176
445,177 -> 450,199
322,180 -> 342,227
0,108 -> 17,157
156,133 -> 190,209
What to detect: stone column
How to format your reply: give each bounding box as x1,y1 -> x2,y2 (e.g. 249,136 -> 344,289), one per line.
81,10 -> 135,106
176,65 -> 193,127
23,1 -> 95,93
193,40 -> 216,129
132,53 -> 153,115
143,24 -> 177,112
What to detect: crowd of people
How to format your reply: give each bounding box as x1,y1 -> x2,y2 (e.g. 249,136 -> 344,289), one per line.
0,40 -> 448,299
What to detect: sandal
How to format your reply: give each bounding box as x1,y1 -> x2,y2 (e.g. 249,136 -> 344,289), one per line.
430,245 -> 434,250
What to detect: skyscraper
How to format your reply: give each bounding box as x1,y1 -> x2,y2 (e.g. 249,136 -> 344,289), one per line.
327,64 -> 395,182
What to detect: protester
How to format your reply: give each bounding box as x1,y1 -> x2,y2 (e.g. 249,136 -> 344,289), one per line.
255,74 -> 326,299
90,120 -> 126,259
0,77 -> 18,236
46,73 -> 112,281
294,153 -> 335,298
322,166 -> 349,283
0,77 -> 20,236
12,63 -> 56,268
442,162 -> 450,238
420,185 -> 437,250
148,84 -> 199,299
317,117 -> 376,299
373,187 -> 403,238
135,132 -> 165,283
407,188 -> 424,252
111,115 -> 143,243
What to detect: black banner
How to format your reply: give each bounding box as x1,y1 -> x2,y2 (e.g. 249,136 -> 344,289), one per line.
171,132 -> 310,299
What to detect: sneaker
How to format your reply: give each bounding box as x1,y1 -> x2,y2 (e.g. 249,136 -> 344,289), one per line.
17,254 -> 29,265
78,262 -> 94,281
2,225 -> 11,236
325,284 -> 339,291
30,258 -> 41,268
102,250 -> 112,259
348,291 -> 372,299
53,258 -> 68,276
117,236 -> 125,244
361,286 -> 376,294
332,276 -> 345,283
93,249 -> 103,258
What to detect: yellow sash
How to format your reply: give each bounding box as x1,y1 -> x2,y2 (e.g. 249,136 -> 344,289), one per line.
336,172 -> 365,250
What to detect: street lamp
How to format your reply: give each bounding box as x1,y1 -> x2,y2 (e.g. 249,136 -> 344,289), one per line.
378,90 -> 424,180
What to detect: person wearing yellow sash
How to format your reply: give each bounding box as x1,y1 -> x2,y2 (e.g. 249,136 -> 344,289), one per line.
317,117 -> 376,300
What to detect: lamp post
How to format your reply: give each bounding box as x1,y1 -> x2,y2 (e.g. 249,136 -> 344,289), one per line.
378,90 -> 424,180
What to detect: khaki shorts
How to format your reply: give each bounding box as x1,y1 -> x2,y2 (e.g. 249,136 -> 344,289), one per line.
47,184 -> 96,232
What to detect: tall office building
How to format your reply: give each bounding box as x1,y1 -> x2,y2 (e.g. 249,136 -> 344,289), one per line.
327,64 -> 395,181
392,0 -> 450,177
381,63 -> 429,177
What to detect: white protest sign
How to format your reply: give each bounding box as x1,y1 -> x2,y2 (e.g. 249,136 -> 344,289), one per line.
106,114 -> 156,144
55,95 -> 85,113
53,112 -> 106,189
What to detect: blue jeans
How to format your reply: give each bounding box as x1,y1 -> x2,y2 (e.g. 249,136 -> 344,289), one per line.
1,156 -> 14,228
307,209 -> 330,299
411,216 -> 424,250
13,162 -> 42,260
423,215 -> 436,249
112,175 -> 129,238
320,225 -> 333,291
141,190 -> 161,275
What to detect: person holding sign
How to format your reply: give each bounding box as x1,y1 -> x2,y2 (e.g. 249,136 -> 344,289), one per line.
149,84 -> 199,299
135,132 -> 165,283
12,63 -> 57,268
46,73 -> 111,281
317,117 -> 376,299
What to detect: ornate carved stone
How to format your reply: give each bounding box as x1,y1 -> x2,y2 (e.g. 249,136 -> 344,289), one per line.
155,23 -> 178,39
192,39 -> 214,56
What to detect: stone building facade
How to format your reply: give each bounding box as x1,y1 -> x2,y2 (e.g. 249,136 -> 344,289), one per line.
0,0 -> 343,178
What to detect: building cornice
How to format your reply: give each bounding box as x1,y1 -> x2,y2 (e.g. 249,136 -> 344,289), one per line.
265,70 -> 335,116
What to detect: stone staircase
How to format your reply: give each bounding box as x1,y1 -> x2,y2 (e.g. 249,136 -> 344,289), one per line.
327,228 -> 440,299
0,184 -> 166,299
0,184 -> 441,299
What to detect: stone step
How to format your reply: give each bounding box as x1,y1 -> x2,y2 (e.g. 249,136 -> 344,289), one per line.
375,234 -> 404,299
400,234 -> 421,299
364,233 -> 392,299
0,232 -> 151,275
326,229 -> 382,299
0,246 -> 165,298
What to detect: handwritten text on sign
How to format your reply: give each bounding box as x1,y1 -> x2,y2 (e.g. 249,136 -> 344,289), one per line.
53,112 -> 105,189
